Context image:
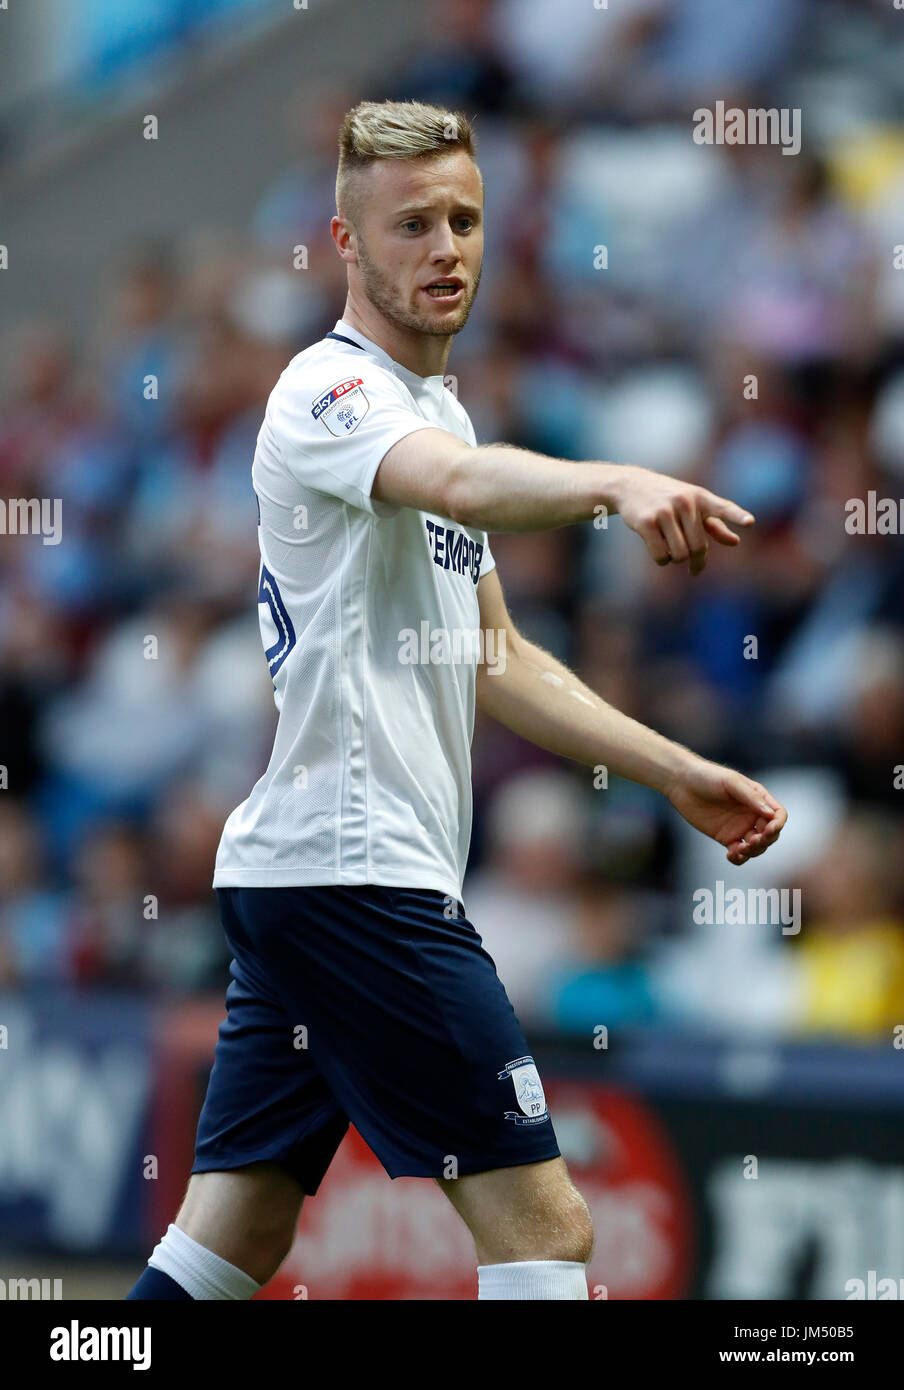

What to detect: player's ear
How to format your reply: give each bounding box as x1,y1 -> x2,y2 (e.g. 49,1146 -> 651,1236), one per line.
330,215 -> 357,262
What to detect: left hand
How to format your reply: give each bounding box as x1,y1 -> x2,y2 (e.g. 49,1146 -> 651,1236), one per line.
665,759 -> 788,865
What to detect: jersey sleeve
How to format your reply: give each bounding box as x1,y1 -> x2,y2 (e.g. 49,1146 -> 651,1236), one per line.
479,535 -> 496,578
268,360 -> 439,516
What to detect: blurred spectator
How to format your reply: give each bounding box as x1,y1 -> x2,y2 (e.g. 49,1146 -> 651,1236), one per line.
0,802 -> 70,985
464,769 -> 589,1022
714,155 -> 878,367
544,879 -> 660,1032
392,0 -> 518,115
68,821 -> 151,986
793,811 -> 904,1040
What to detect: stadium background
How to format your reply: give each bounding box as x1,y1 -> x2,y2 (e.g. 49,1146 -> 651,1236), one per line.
1,0 -> 904,1299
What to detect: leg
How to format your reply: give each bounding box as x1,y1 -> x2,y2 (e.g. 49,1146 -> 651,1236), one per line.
175,1162 -> 305,1285
127,887 -> 350,1299
126,1162 -> 305,1298
436,1155 -> 593,1267
202,885 -> 579,1299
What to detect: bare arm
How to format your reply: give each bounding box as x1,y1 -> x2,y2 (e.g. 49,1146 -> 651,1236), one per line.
476,570 -> 787,865
373,428 -> 754,574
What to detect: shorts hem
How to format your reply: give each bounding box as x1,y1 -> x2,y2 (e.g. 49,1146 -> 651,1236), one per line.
383,1139 -> 562,1181
190,1149 -> 334,1197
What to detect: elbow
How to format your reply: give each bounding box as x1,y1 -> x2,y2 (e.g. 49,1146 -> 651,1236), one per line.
442,453 -> 477,528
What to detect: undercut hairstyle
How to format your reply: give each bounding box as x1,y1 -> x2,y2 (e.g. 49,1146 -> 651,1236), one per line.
336,100 -> 478,227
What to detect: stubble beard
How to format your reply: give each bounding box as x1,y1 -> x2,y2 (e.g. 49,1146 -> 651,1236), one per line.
355,235 -> 480,338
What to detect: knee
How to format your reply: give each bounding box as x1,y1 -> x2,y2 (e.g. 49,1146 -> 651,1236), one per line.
476,1181 -> 594,1266
243,1193 -> 302,1273
253,1220 -> 297,1274
176,1168 -> 303,1284
549,1185 -> 594,1265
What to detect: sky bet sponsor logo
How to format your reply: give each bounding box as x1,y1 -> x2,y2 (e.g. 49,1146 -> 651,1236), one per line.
425,519 -> 483,585
50,1322 -> 151,1371
311,378 -> 369,436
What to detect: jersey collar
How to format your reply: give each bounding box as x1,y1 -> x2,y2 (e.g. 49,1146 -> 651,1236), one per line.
331,320 -> 448,400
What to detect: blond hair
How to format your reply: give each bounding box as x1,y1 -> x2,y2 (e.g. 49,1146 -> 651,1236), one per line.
336,100 -> 478,223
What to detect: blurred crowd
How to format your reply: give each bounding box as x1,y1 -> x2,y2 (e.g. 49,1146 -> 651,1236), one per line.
2,0 -> 904,1043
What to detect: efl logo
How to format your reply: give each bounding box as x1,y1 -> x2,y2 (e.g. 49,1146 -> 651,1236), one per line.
50,1322 -> 151,1371
311,377 -> 370,437
311,378 -> 364,420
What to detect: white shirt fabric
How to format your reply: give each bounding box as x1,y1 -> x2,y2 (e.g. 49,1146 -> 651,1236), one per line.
213,319 -> 495,902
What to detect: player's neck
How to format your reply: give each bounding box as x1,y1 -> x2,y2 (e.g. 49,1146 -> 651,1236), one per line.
339,299 -> 451,380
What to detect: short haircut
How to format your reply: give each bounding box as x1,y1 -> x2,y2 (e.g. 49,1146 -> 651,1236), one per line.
336,100 -> 478,226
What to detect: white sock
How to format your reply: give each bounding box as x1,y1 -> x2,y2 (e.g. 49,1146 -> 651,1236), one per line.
148,1223 -> 261,1300
477,1259 -> 589,1300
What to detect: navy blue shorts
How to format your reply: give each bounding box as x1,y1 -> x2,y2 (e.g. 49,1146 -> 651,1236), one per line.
191,885 -> 560,1193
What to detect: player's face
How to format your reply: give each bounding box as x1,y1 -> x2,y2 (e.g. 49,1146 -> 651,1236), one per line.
353,150 -> 483,337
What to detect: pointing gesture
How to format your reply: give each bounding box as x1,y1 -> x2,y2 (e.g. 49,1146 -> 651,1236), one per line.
607,465 -> 755,576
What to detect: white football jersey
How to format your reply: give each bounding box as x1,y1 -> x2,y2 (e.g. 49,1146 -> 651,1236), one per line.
213,319 -> 496,902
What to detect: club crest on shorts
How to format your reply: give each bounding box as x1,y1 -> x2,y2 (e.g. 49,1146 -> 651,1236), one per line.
498,1055 -> 549,1126
311,377 -> 370,436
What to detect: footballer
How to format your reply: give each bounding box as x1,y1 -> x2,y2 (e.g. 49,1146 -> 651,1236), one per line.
127,100 -> 787,1302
